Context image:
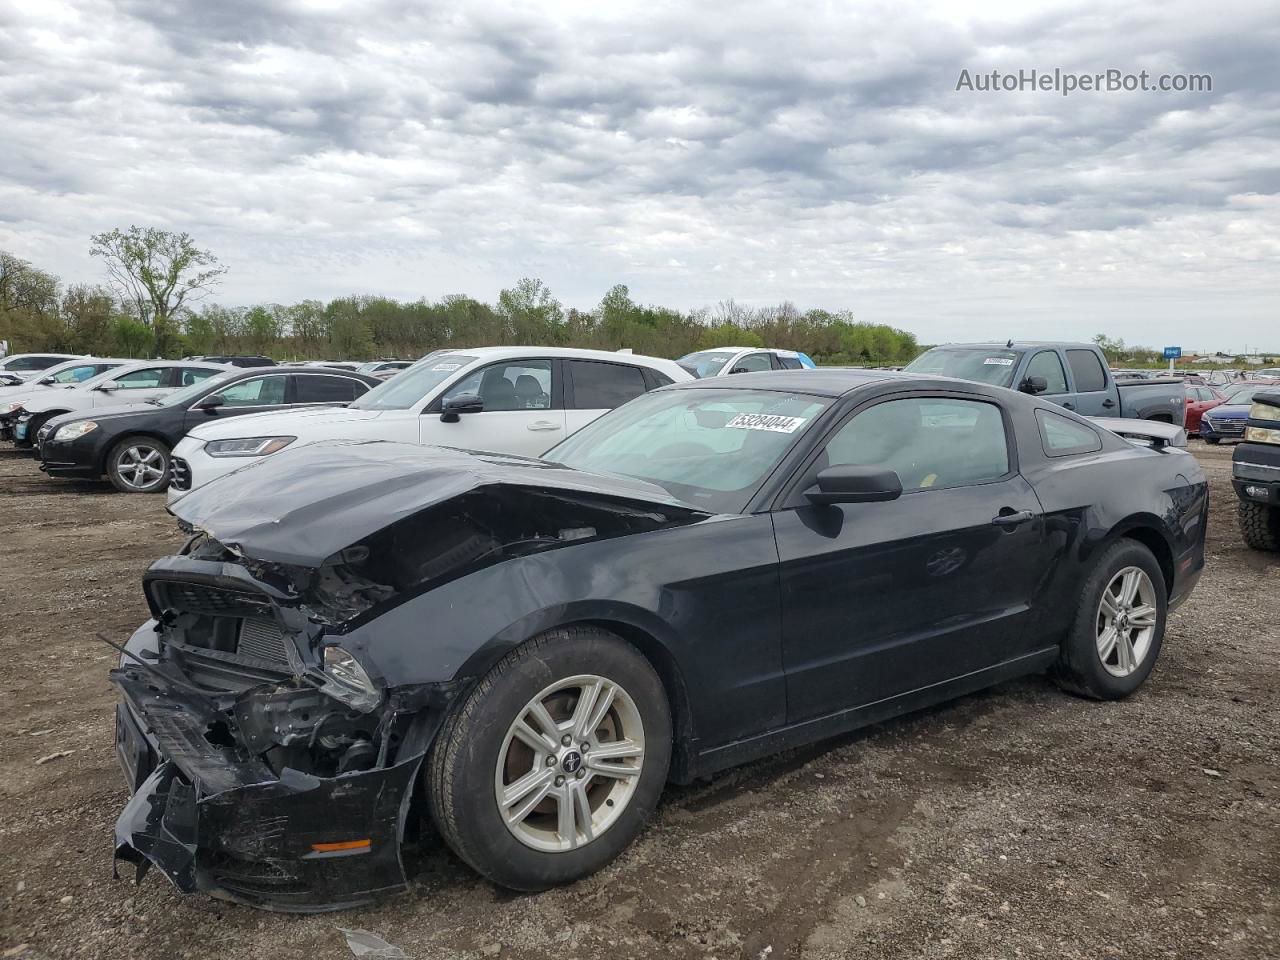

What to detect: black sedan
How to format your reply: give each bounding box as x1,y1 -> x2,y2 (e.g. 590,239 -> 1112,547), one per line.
108,370 -> 1207,910
37,367 -> 379,492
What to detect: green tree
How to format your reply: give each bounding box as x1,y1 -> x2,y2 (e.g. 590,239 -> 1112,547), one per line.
497,278 -> 565,344
90,226 -> 227,357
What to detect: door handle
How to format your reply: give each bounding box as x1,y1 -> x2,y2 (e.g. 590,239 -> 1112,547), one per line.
1062,401 -> 1075,410
991,509 -> 1035,527
1102,399 -> 1116,408
527,420 -> 561,431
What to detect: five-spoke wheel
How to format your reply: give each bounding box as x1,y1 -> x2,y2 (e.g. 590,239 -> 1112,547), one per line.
107,436 -> 171,493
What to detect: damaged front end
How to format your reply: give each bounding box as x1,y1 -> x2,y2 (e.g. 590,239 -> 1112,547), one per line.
111,542 -> 450,912
111,448 -> 706,910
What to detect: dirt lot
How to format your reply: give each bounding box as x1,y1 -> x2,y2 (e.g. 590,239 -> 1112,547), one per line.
0,443 -> 1276,960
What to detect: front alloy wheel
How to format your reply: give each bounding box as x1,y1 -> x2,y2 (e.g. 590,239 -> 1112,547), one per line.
108,436 -> 171,493
496,675 -> 645,852
428,626 -> 671,890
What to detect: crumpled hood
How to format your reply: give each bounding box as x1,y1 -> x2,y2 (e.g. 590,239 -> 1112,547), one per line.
187,405 -> 389,442
169,439 -> 698,566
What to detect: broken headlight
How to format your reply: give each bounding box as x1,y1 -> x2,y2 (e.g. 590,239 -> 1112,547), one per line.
204,436 -> 297,457
318,646 -> 381,712
1,401 -> 23,415
52,420 -> 98,442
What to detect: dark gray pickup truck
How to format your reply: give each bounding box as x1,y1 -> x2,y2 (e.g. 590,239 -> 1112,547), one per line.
905,342 -> 1186,425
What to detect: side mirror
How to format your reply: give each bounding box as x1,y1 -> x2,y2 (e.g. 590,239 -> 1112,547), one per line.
440,393 -> 483,423
806,465 -> 903,505
93,383 -> 116,393
1019,376 -> 1048,395
728,366 -> 749,375
194,394 -> 225,412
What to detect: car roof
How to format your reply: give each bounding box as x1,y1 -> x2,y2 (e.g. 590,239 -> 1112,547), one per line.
926,341 -> 1096,351
670,368 -> 897,397
208,366 -> 379,385
442,346 -> 671,364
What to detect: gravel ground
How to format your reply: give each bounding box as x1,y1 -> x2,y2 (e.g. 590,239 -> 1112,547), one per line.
0,442 -> 1276,960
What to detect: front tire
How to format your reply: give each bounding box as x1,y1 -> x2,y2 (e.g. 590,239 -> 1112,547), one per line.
1238,501 -> 1280,551
1051,539 -> 1167,700
107,436 -> 171,493
1204,436 -> 1221,445
428,626 -> 671,891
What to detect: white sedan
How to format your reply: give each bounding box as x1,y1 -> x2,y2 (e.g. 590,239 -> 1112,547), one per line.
676,347 -> 816,378
168,347 -> 692,502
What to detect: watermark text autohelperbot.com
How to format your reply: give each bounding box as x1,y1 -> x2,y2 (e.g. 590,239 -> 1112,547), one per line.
956,68 -> 1211,96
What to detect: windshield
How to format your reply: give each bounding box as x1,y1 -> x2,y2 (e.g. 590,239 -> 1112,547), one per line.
676,351 -> 738,379
546,388 -> 831,513
158,371 -> 237,407
903,348 -> 1022,387
1221,385 -> 1266,406
349,354 -> 476,410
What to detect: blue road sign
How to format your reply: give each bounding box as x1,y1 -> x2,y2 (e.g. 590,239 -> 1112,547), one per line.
1163,346 -> 1182,360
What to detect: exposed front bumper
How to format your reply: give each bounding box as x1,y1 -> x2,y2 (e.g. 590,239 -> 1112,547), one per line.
111,665 -> 428,912
1232,442 -> 1280,505
36,435 -> 103,478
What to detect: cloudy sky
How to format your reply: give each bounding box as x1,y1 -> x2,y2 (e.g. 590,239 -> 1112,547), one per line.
1,0 -> 1277,350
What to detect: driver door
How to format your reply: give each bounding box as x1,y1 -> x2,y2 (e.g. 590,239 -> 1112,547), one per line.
772,393 -> 1048,724
421,358 -> 566,456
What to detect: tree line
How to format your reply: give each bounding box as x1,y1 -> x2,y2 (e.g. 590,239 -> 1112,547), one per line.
0,229 -> 921,366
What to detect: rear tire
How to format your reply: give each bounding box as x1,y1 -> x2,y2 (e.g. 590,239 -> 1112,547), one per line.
428,626 -> 671,891
1051,539 -> 1167,700
1204,437 -> 1221,445
106,436 -> 171,493
1238,501 -> 1280,552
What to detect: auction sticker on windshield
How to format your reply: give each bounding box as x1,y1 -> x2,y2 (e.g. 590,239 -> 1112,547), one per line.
726,413 -> 807,433
431,363 -> 463,371
983,357 -> 1015,366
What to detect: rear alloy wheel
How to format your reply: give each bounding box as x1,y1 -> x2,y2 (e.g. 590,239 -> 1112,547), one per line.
428,626 -> 671,890
1238,501 -> 1280,552
1052,539 -> 1167,699
107,436 -> 171,493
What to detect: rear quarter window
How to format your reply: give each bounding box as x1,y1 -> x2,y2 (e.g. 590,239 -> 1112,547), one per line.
1036,409 -> 1103,457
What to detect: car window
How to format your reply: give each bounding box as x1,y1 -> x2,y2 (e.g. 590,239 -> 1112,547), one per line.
778,356 -> 804,370
213,375 -> 287,406
349,354 -> 477,410
676,350 -> 737,378
174,367 -> 220,387
823,397 -> 1009,492
903,348 -> 1021,387
4,356 -> 61,371
731,353 -> 773,374
112,367 -> 167,389
1066,349 -> 1108,392
293,374 -> 363,404
48,364 -> 103,384
1026,350 -> 1069,395
547,388 -> 831,513
568,360 -> 648,410
1036,409 -> 1103,457
442,360 -> 553,411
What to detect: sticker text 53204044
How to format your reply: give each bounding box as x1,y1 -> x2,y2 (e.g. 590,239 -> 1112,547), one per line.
725,413 -> 807,433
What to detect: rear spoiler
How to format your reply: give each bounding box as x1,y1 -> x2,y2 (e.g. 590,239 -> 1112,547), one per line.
1089,417 -> 1187,449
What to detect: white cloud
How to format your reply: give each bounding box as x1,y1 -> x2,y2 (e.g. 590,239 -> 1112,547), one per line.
0,0 -> 1277,349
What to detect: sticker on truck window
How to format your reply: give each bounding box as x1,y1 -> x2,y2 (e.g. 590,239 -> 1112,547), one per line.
983,357 -> 1015,366
430,363 -> 463,371
725,413 -> 807,433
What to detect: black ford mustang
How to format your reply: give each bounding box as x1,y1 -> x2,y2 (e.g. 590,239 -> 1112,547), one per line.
109,370 -> 1207,910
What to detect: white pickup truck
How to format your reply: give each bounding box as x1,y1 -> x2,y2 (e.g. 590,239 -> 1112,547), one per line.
168,346 -> 693,501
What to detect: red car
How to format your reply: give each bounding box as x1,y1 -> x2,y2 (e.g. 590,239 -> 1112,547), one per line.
1184,384 -> 1225,435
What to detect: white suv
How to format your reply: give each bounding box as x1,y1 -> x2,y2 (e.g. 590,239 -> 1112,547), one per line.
168,347 -> 692,501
